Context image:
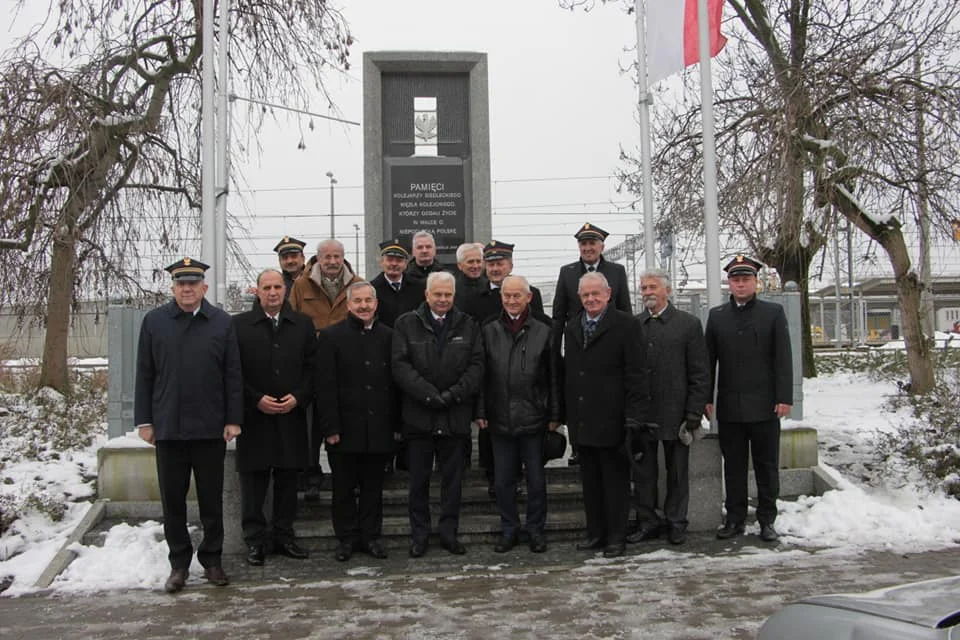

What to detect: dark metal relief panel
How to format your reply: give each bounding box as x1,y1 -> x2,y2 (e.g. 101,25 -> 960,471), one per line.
381,73 -> 470,158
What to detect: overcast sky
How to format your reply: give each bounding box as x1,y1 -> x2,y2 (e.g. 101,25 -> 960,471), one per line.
234,0 -> 642,287
5,0 -> 959,297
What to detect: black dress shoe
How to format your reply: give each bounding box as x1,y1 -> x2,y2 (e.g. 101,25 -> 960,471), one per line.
409,540 -> 428,558
625,524 -> 661,544
759,523 -> 779,542
576,536 -> 605,551
667,526 -> 687,545
441,538 -> 467,555
567,454 -> 579,466
529,534 -> 548,553
276,541 -> 310,560
362,540 -> 388,559
493,535 -> 518,553
164,568 -> 188,594
603,544 -> 626,558
334,541 -> 353,562
246,545 -> 265,566
203,566 -> 229,587
716,521 -> 746,540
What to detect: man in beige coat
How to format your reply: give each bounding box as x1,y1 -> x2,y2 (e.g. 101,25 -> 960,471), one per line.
290,239 -> 363,333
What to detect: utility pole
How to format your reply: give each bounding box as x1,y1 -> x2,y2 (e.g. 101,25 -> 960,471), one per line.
326,171 -> 337,239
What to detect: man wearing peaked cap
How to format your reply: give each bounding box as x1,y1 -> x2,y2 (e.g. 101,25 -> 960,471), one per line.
551,223 -> 632,465
370,239 -> 424,473
705,254 -> 792,544
371,239 -> 425,329
135,256 -> 243,593
464,240 -> 547,325
273,236 -> 307,301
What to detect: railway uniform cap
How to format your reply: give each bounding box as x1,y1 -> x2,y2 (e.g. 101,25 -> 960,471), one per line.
165,257 -> 209,282
574,223 -> 609,242
483,240 -> 515,261
273,236 -> 307,256
723,254 -> 763,277
379,239 -> 409,259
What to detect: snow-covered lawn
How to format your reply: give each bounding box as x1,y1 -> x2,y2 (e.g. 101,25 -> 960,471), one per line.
0,371 -> 958,596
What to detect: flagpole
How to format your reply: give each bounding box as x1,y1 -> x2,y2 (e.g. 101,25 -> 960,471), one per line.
697,0 -> 722,308
636,0 -> 656,270
201,0 -> 217,304
215,0 -> 231,307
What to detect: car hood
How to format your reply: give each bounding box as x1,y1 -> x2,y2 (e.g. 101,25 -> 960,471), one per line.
799,575 -> 960,629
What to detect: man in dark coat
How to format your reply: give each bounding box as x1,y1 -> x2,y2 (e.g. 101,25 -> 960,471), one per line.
404,230 -> 448,286
233,269 -> 317,567
464,240 -> 548,495
453,242 -> 488,311
706,255 -> 793,543
392,271 -> 484,557
627,269 -> 710,546
370,239 -> 425,328
552,223 -> 632,465
476,275 -> 561,554
465,240 -> 548,324
318,281 -> 398,562
135,257 -> 243,594
564,271 -> 648,558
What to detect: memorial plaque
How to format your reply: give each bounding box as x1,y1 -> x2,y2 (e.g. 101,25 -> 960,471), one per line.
389,163 -> 466,258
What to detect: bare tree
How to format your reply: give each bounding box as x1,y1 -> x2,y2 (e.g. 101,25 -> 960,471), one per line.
568,0 -> 960,391
0,0 -> 351,392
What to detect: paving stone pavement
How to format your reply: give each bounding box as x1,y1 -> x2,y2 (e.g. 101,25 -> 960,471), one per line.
2,533 -> 959,639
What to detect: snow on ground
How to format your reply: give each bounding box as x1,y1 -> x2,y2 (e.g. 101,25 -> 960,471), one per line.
1,372 -> 959,596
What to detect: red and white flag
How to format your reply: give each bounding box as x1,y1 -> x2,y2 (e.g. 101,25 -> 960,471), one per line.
645,0 -> 727,85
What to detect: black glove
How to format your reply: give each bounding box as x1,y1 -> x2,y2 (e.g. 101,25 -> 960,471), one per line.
424,394 -> 443,408
685,416 -> 702,432
439,390 -> 455,407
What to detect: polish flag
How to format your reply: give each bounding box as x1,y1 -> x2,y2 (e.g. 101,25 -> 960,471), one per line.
646,0 -> 727,85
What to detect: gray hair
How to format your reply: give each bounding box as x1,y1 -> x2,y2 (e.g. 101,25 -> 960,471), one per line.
639,268 -> 671,289
317,238 -> 344,255
256,268 -> 284,287
501,274 -> 531,294
455,242 -> 484,263
411,231 -> 436,247
346,280 -> 376,299
426,270 -> 456,292
577,271 -> 610,294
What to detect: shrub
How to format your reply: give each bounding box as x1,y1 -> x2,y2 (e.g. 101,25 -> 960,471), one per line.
876,357 -> 960,498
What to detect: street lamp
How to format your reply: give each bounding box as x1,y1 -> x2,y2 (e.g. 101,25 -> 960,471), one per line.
353,223 -> 360,264
326,170 -> 337,238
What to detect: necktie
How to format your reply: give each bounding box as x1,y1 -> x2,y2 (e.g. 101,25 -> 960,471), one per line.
391,281 -> 401,292
272,316 -> 279,330
584,319 -> 598,342
587,265 -> 596,273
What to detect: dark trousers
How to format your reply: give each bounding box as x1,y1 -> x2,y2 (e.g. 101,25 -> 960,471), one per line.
632,438 -> 690,528
478,427 -> 494,481
328,451 -> 388,545
155,439 -> 226,570
578,444 -> 630,546
718,418 -> 781,525
406,435 -> 467,544
239,467 -> 299,547
491,432 -> 547,538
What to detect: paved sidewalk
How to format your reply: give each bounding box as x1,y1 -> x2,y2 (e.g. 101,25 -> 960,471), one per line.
2,535 -> 959,639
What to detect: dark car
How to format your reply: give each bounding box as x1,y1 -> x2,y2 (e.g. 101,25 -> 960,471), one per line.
758,576 -> 960,639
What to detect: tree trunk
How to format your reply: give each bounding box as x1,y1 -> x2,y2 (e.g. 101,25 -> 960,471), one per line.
39,227 -> 76,393
878,227 -> 934,393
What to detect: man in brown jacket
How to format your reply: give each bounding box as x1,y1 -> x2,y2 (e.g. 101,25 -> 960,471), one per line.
290,239 -> 363,332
